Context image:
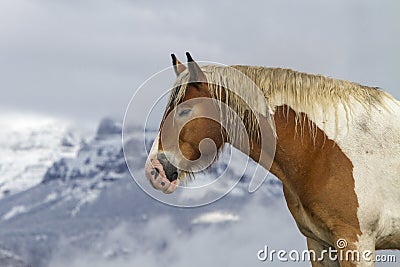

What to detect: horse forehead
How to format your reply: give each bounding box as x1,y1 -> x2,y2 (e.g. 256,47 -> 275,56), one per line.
183,86 -> 211,100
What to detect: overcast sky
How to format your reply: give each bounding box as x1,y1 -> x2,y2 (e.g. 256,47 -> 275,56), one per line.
0,0 -> 399,125
1,2 -> 400,265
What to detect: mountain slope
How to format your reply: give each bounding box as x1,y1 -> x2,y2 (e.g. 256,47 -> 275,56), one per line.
0,117 -> 283,267
0,114 -> 80,199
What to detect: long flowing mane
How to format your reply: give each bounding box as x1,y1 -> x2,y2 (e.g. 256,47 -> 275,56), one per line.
167,65 -> 395,144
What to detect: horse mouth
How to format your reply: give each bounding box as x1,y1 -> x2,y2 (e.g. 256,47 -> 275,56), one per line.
145,157 -> 180,194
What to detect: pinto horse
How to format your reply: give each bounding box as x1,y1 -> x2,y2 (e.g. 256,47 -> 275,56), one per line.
145,52 -> 400,266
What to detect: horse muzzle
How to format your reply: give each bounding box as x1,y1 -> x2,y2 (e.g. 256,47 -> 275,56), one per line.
145,152 -> 180,194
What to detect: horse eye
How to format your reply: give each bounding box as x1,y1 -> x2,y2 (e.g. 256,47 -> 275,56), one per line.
178,108 -> 192,117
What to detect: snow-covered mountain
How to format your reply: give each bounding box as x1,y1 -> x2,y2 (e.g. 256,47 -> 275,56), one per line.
0,116 -> 285,267
0,114 -> 80,199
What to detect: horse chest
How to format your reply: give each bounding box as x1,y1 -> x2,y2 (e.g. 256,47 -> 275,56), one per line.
283,187 -> 332,244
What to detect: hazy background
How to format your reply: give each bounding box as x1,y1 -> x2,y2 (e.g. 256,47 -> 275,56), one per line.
0,1 -> 399,266
1,0 -> 399,125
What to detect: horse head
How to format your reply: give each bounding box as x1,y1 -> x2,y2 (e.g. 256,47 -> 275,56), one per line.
145,53 -> 226,194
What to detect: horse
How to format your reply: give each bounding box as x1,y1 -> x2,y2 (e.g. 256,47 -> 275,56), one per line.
144,52 -> 400,266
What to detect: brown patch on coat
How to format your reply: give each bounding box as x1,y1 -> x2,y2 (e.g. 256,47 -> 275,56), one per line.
249,106 -> 362,248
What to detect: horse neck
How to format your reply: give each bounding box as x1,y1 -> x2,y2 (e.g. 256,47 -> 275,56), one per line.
242,105 -> 346,192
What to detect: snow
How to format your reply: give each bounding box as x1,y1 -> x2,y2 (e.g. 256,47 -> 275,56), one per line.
0,116 -> 286,266
2,205 -> 28,221
44,192 -> 58,202
0,112 -> 80,199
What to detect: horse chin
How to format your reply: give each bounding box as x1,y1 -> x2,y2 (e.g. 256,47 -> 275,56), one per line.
145,157 -> 180,194
161,178 -> 180,194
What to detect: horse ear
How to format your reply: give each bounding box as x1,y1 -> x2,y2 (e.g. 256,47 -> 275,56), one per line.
186,52 -> 207,83
171,54 -> 187,76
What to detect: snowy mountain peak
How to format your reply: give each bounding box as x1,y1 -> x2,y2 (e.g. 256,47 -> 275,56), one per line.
95,118 -> 122,140
0,113 -> 81,199
0,115 -> 285,267
43,118 -> 126,185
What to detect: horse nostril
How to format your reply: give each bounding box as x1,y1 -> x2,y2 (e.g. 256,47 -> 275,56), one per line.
152,168 -> 159,179
157,153 -> 178,182
171,171 -> 178,182
157,153 -> 167,161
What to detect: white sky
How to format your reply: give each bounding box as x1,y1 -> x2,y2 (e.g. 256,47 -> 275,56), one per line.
0,0 -> 399,125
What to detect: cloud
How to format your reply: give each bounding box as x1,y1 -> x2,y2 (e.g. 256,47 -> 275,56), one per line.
0,0 -> 398,124
48,192 -> 309,267
48,187 -> 400,267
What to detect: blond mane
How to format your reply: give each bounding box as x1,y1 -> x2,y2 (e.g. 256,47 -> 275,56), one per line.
167,65 -> 393,145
